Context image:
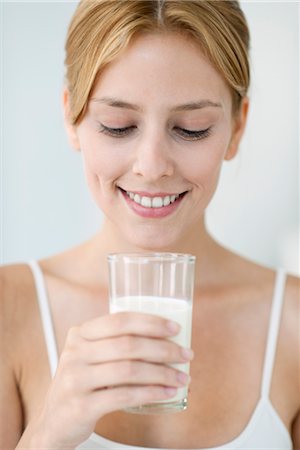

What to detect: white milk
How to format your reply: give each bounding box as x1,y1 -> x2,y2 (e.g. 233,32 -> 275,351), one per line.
110,296 -> 193,405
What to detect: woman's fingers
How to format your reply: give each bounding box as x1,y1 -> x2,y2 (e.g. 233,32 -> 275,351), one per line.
79,312 -> 180,340
83,335 -> 193,365
87,384 -> 179,417
86,360 -> 190,391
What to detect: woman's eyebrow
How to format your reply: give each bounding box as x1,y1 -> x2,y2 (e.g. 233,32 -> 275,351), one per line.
90,96 -> 222,112
90,97 -> 141,111
172,100 -> 222,111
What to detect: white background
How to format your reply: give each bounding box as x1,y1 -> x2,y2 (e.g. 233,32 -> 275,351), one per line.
1,1 -> 299,275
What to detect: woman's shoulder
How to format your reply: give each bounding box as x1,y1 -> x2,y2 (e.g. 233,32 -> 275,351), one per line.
0,262 -> 36,312
0,247 -> 80,299
279,270 -> 299,363
0,262 -> 38,340
0,262 -> 42,398
226,253 -> 300,408
284,270 -> 299,310
223,248 -> 298,291
0,263 -> 33,449
234,254 -> 299,378
237,255 -> 299,320
218,249 -> 299,331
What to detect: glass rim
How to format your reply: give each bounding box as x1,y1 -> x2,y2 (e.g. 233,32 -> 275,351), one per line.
107,252 -> 196,263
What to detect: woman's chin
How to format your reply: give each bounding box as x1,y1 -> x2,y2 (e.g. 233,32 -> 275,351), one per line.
123,230 -> 180,253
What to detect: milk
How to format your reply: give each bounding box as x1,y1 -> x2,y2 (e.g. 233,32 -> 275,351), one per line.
110,296 -> 193,405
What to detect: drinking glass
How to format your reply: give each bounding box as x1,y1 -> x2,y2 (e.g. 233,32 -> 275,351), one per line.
107,252 -> 195,414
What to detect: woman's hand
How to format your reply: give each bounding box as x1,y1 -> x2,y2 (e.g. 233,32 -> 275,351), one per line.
27,312 -> 193,449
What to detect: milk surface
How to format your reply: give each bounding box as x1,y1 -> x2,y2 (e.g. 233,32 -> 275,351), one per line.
110,296 -> 193,405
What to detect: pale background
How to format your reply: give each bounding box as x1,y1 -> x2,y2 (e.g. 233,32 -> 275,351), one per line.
1,1 -> 299,275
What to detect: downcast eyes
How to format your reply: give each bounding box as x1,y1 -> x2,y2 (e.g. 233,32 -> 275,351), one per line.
98,125 -> 136,137
98,124 -> 212,141
173,126 -> 211,141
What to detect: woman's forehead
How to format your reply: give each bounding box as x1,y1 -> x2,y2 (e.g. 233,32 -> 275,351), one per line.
90,32 -> 231,109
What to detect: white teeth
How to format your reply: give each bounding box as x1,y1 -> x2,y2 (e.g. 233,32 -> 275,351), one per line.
133,193 -> 141,204
152,197 -> 163,208
163,196 -> 171,206
140,196 -> 152,208
126,191 -> 180,208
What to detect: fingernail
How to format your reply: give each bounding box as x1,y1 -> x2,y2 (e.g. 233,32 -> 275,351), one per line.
166,320 -> 180,334
181,347 -> 194,361
177,372 -> 191,385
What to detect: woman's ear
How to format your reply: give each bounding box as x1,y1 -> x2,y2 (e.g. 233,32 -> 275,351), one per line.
225,97 -> 249,161
62,88 -> 81,151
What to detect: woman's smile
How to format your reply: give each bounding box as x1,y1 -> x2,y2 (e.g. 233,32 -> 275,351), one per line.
118,187 -> 188,219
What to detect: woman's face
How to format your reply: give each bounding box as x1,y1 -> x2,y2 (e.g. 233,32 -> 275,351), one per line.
68,32 -> 247,250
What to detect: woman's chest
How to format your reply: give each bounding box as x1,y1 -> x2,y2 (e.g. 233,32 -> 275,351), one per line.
22,286 -> 295,448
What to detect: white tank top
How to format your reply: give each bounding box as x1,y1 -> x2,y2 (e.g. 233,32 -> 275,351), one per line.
28,261 -> 292,450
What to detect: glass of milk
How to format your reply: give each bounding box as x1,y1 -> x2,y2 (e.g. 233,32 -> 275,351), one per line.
107,252 -> 195,414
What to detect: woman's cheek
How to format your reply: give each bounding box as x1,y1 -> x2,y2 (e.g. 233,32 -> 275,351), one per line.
183,138 -> 228,186
81,143 -> 122,181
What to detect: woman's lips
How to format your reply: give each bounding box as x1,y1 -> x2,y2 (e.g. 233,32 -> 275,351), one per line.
119,188 -> 187,218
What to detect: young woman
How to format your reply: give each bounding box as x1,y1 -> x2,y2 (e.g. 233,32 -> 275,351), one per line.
1,1 -> 299,449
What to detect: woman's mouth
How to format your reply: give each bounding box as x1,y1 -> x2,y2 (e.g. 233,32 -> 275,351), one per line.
118,188 -> 187,218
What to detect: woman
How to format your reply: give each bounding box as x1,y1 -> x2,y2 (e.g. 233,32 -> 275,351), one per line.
1,1 -> 299,449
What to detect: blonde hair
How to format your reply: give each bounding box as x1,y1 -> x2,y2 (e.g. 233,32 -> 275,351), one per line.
65,0 -> 250,124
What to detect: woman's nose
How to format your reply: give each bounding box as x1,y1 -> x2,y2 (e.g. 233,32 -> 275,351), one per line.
132,132 -> 174,181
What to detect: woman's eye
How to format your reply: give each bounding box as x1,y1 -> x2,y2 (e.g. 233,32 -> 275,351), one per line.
174,126 -> 212,141
98,124 -> 136,137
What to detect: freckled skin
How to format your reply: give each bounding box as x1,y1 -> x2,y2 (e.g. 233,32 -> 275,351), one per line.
70,32 -> 237,251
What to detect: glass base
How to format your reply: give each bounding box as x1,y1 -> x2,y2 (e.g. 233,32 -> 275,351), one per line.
124,397 -> 187,415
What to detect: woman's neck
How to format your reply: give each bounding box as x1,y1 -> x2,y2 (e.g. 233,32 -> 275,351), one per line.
84,217 -> 228,287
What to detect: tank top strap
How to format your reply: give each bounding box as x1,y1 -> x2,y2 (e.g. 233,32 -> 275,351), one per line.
261,268 -> 287,398
28,260 -> 58,377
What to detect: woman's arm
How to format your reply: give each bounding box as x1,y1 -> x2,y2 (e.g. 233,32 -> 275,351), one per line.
0,268 -> 24,449
289,275 -> 300,450
292,410 -> 300,450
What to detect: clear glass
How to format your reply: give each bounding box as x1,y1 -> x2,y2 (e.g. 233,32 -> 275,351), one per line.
107,252 -> 196,414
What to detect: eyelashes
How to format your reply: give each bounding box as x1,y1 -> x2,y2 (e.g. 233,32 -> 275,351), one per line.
98,125 -> 137,138
97,123 -> 212,142
173,126 -> 211,141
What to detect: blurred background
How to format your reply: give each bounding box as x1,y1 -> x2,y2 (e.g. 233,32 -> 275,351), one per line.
1,1 -> 299,275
